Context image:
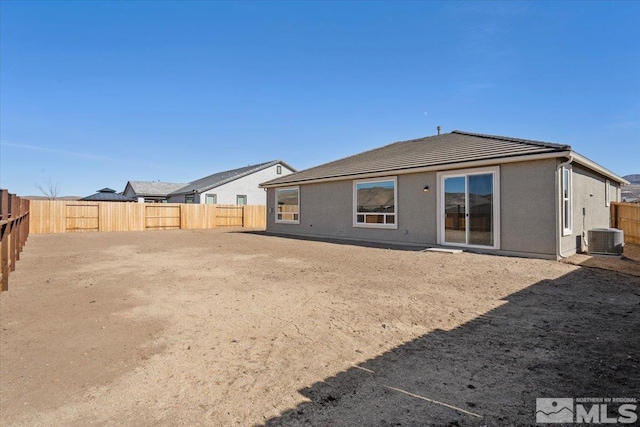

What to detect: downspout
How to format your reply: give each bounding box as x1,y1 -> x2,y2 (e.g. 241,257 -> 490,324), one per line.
556,155 -> 573,260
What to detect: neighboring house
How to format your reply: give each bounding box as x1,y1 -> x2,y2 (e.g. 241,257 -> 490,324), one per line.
80,188 -> 134,202
621,174 -> 640,203
260,130 -> 628,260
168,160 -> 295,205
123,181 -> 189,203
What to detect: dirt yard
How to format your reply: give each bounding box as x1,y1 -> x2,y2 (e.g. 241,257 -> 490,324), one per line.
1,230 -> 638,426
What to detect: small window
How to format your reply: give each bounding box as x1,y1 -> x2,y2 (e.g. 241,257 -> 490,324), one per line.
562,166 -> 572,236
276,165 -> 282,175
236,195 -> 247,205
205,194 -> 217,205
185,195 -> 195,204
354,177 -> 397,228
276,186 -> 299,224
605,180 -> 610,207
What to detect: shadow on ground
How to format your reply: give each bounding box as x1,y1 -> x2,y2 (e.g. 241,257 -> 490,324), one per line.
234,231 -> 427,252
260,267 -> 640,426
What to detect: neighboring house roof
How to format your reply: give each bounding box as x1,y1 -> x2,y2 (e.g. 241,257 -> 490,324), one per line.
125,181 -> 189,197
80,188 -> 134,202
261,130 -> 628,187
170,160 -> 296,195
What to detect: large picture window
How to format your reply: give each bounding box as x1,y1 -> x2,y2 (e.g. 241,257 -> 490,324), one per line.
353,177 -> 397,228
276,186 -> 299,224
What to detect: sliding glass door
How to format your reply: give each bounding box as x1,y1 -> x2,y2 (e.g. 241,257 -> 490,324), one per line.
440,167 -> 499,249
468,174 -> 494,246
444,176 -> 466,244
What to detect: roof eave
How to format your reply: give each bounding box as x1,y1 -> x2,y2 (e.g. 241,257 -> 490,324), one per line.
570,152 -> 629,185
179,160 -> 293,194
260,151 -> 572,188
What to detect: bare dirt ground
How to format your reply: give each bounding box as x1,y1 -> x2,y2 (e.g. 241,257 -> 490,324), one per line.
1,230 -> 638,426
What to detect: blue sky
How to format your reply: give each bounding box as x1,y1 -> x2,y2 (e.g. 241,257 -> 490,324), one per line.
1,1 -> 638,197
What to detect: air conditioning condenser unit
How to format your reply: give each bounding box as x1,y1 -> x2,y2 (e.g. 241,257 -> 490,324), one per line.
588,228 -> 624,255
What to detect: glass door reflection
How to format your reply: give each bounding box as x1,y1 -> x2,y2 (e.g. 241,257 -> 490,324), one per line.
444,176 -> 466,244
468,174 -> 494,246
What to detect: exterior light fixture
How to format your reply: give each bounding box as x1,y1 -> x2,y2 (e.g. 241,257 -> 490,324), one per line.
423,186 -> 430,193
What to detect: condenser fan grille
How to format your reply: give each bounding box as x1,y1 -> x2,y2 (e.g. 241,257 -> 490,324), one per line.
588,228 -> 624,255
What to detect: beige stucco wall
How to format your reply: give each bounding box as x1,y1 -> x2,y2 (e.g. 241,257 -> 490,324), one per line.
499,160 -> 558,257
559,163 -> 620,256
267,159 -> 565,258
267,173 -> 438,246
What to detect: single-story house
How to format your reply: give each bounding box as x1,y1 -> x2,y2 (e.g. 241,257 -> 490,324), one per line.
123,181 -> 189,203
80,188 -> 135,202
260,130 -> 628,260
168,160 -> 295,205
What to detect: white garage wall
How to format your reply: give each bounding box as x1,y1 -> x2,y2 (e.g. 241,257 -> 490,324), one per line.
199,163 -> 294,205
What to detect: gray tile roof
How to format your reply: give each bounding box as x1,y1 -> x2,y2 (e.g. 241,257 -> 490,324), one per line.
81,188 -> 134,202
171,160 -> 296,195
126,181 -> 189,197
261,131 -> 571,186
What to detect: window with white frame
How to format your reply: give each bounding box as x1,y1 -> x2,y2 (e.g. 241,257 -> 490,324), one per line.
562,166 -> 572,235
205,194 -> 217,205
276,187 -> 299,223
236,195 -> 247,205
354,177 -> 397,228
605,180 -> 610,207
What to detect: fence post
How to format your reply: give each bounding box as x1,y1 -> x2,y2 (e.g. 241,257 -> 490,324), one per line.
15,197 -> 21,262
1,190 -> 9,291
9,194 -> 16,272
23,199 -> 30,248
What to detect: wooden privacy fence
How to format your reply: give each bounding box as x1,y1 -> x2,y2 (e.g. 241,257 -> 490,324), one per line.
1,190 -> 30,292
29,201 -> 266,234
610,202 -> 640,245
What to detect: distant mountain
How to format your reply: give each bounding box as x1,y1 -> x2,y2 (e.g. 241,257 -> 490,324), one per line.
622,174 -> 640,202
22,195 -> 82,201
623,174 -> 640,184
357,187 -> 394,212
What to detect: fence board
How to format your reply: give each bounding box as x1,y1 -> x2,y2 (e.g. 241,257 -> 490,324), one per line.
215,205 -> 244,227
145,205 -> 181,230
181,204 -> 217,229
29,200 -> 266,234
66,204 -> 99,232
611,202 -> 640,245
244,205 -> 266,229
100,202 -> 145,232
